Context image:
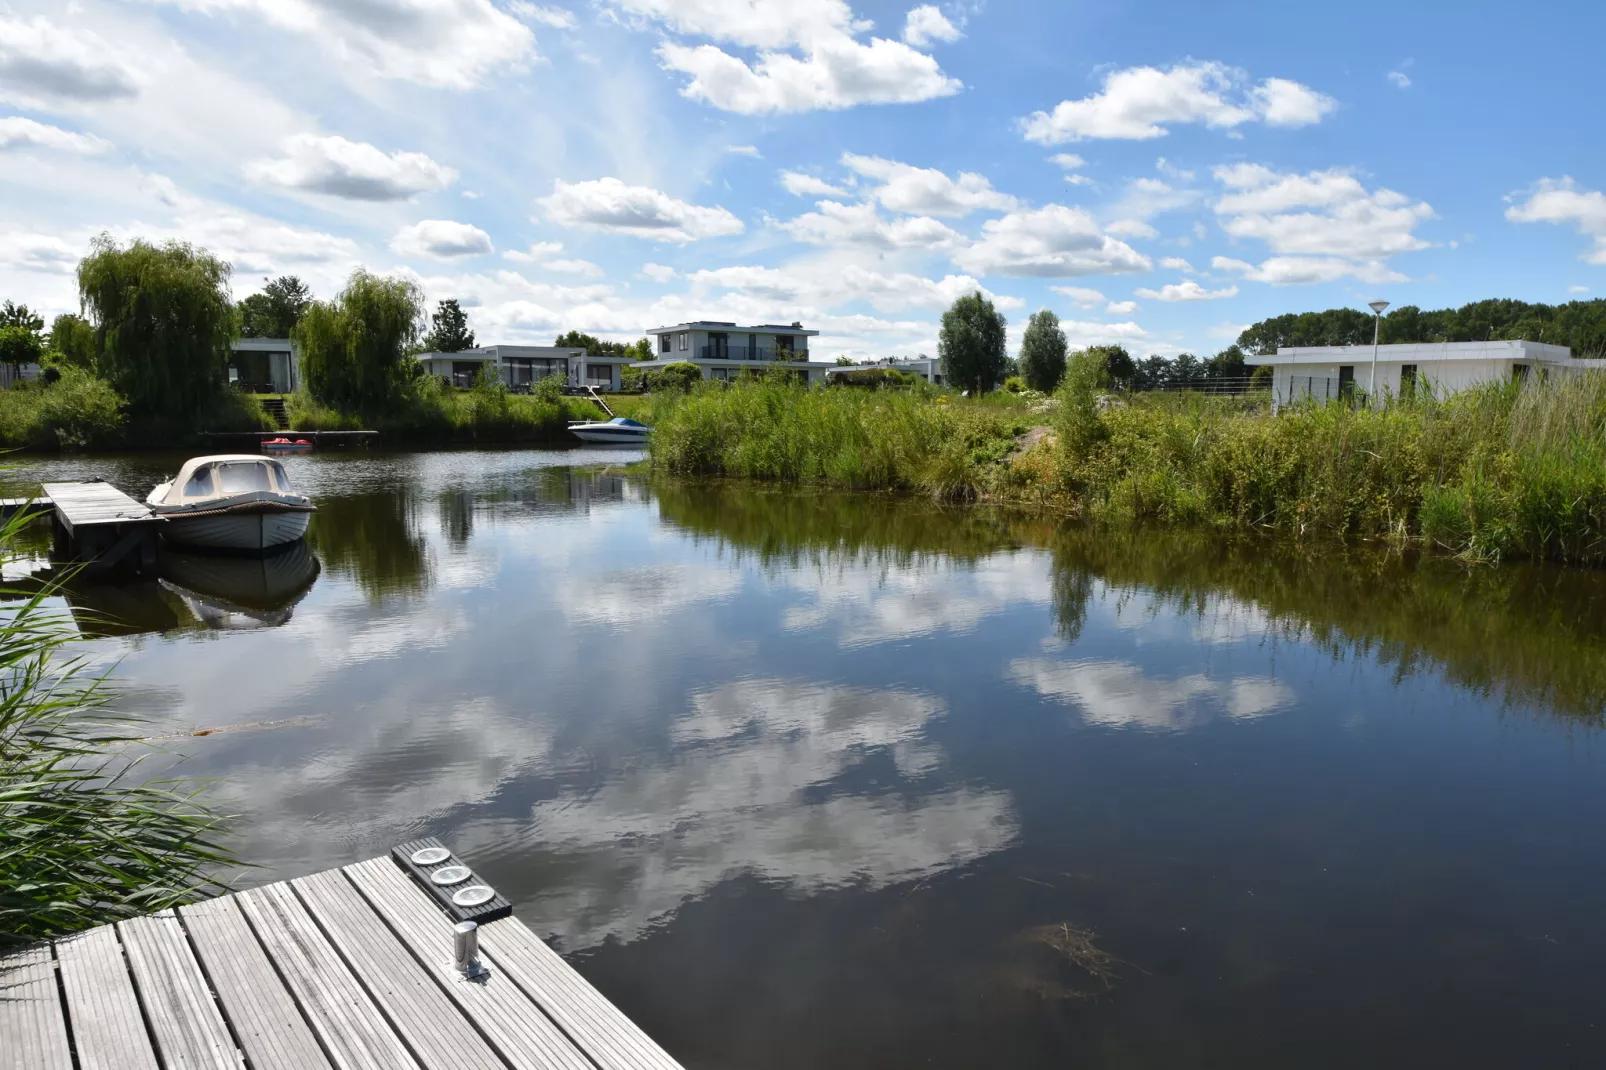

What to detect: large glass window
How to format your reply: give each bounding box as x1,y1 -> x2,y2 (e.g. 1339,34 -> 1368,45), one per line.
217,462 -> 273,493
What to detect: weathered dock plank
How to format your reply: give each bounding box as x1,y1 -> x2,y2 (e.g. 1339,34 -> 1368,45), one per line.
40,481 -> 160,530
180,895 -> 332,1070
3,847 -> 687,1070
344,857 -> 596,1070
237,881 -> 419,1070
291,869 -> 507,1070
117,910 -> 242,1068
55,924 -> 161,1070
0,943 -> 73,1070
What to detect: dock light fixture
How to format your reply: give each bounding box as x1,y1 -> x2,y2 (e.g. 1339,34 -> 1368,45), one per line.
454,921 -> 487,978
1368,300 -> 1390,402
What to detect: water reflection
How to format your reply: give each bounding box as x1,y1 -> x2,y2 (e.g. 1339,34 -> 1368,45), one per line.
161,543 -> 320,630
3,453 -> 1604,1068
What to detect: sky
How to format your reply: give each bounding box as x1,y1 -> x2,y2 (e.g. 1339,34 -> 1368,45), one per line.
1,0 -> 1604,360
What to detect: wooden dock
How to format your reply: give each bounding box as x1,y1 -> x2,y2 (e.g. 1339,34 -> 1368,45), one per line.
0,840 -> 686,1070
38,481 -> 165,573
201,430 -> 380,445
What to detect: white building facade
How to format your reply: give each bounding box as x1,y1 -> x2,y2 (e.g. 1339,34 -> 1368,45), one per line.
413,345 -> 634,391
1248,340 -> 1593,408
825,356 -> 946,385
634,321 -> 836,384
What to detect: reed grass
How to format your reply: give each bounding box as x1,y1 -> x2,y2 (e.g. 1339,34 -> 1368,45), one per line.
646,370 -> 1606,564
1,508 -> 233,944
287,377 -> 599,443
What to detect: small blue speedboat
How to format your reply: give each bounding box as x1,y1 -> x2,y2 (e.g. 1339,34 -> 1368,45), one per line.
568,417 -> 651,444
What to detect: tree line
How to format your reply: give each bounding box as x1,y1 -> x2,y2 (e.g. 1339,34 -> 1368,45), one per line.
1237,298 -> 1606,357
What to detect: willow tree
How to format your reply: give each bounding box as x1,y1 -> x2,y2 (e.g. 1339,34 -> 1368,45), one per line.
296,269 -> 424,413
77,236 -> 233,425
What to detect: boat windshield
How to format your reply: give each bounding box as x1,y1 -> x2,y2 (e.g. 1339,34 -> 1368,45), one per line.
217,461 -> 274,494
182,465 -> 214,497
267,461 -> 295,493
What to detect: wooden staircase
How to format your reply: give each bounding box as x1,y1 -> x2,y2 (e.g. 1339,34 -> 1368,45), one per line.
260,396 -> 290,429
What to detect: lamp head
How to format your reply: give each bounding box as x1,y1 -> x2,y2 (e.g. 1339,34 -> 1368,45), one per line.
1368,300 -> 1390,315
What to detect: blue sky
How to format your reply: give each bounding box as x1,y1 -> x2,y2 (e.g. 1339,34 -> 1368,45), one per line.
2,0 -> 1603,359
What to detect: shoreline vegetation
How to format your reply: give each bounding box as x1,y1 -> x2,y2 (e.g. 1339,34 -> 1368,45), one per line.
0,507 -> 233,946
647,369 -> 1606,567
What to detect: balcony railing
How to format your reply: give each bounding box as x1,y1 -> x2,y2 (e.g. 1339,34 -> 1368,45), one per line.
696,345 -> 807,362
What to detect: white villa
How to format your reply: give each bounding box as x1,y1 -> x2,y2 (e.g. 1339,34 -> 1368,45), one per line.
633,321 -> 836,384
412,345 -> 635,392
1248,340 -> 1594,407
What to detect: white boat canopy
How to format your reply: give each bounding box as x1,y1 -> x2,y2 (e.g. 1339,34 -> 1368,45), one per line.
152,455 -> 299,506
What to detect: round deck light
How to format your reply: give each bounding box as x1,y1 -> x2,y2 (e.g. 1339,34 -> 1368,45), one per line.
411,847 -> 451,866
453,885 -> 495,907
431,865 -> 472,886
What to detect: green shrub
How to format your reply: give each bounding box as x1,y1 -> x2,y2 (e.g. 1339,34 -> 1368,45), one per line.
831,367 -> 916,390
1002,375 -> 1026,394
0,367 -> 126,449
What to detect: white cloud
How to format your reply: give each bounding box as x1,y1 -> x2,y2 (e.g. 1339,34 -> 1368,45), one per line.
1020,61 -> 1335,143
1134,279 -> 1238,302
1059,319 -> 1150,348
1050,152 -> 1086,171
1110,176 -> 1199,224
1160,256 -> 1195,272
245,134 -> 457,201
842,153 -> 1017,217
1388,70 -> 1411,89
780,199 -> 961,250
509,1 -> 579,28
641,263 -> 679,282
1568,285 -> 1590,295
954,205 -> 1152,278
540,177 -> 744,242
1211,163 -> 1433,281
690,262 -> 1017,314
624,0 -> 960,114
0,231 -> 81,274
725,144 -> 762,157
0,116 -> 109,155
151,0 -> 535,90
0,15 -> 141,108
503,240 -> 603,276
1104,299 -> 1139,314
1106,219 -> 1158,239
1010,658 -> 1293,731
780,170 -> 850,197
1506,177 -> 1606,265
1211,255 -> 1405,286
391,219 -> 495,259
1051,285 -> 1105,309
659,36 -> 961,114
902,5 -> 962,47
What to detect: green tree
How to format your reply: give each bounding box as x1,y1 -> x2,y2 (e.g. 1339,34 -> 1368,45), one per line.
423,298 -> 476,352
1018,309 -> 1067,392
77,236 -> 233,426
238,276 -> 312,338
1205,344 -> 1247,380
939,292 -> 1008,394
46,314 -> 96,369
1,300 -> 44,333
1087,345 -> 1134,389
296,269 -> 425,412
1170,352 -> 1202,384
624,337 -> 652,361
1238,298 -> 1606,358
0,324 -> 44,373
554,330 -> 649,359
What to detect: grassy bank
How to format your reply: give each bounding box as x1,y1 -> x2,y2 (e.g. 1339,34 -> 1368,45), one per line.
1,508 -> 232,943
287,378 -> 602,444
648,373 -> 1606,564
0,369 -> 274,451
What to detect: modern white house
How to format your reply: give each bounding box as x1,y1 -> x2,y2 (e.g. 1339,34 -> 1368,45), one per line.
413,345 -> 634,392
1248,340 -> 1595,407
633,321 -> 836,384
229,338 -> 299,393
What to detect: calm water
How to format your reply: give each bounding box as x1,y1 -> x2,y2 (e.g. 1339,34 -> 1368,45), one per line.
8,449 -> 1606,1068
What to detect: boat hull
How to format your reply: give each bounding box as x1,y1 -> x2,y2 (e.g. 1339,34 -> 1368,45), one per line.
159,509 -> 311,552
569,425 -> 650,444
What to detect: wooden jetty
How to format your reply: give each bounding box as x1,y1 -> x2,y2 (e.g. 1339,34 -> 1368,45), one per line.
0,839 -> 686,1070
25,481 -> 166,574
202,430 -> 379,445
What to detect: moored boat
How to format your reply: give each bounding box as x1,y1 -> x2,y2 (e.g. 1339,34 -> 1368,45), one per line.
568,417 -> 651,444
261,436 -> 314,454
145,455 -> 316,552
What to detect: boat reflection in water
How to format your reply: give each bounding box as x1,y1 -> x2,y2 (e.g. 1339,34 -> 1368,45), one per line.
158,540 -> 321,630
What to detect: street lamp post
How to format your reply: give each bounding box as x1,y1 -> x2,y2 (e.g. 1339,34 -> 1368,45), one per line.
1367,300 -> 1390,404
